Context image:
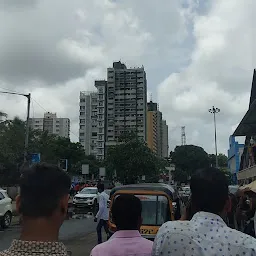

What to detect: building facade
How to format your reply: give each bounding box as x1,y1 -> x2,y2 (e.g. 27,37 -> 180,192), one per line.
105,61 -> 147,148
146,101 -> 169,158
29,112 -> 70,138
79,83 -> 107,160
79,61 -> 148,159
162,120 -> 169,158
228,135 -> 244,184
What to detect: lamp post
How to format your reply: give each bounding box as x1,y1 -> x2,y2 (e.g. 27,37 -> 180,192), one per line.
0,91 -> 31,164
209,106 -> 220,168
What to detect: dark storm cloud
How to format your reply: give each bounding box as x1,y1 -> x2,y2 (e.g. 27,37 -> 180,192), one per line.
0,42 -> 88,85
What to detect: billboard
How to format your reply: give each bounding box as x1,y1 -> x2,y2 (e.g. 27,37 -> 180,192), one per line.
82,164 -> 89,175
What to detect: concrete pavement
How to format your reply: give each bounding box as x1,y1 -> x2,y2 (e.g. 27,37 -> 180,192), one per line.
65,232 -> 109,256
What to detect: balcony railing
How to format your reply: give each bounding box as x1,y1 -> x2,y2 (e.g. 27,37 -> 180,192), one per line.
237,164 -> 256,180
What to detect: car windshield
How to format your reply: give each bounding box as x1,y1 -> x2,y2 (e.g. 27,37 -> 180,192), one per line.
80,188 -> 97,194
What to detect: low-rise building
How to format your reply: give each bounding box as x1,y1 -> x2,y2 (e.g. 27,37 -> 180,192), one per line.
29,112 -> 70,138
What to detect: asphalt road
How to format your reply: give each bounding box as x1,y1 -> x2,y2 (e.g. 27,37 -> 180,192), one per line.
0,216 -> 97,251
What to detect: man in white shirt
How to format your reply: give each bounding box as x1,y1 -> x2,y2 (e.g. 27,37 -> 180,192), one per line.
94,183 -> 109,244
152,167 -> 256,256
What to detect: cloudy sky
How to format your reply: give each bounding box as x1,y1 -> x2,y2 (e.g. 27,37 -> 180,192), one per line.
0,0 -> 255,155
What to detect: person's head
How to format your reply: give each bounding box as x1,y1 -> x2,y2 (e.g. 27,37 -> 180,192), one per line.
16,163 -> 71,227
190,167 -> 229,215
97,183 -> 104,193
112,194 -> 142,230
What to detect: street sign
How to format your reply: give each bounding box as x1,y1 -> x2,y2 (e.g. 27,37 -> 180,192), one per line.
31,153 -> 40,163
99,167 -> 106,177
59,159 -> 68,171
82,164 -> 89,175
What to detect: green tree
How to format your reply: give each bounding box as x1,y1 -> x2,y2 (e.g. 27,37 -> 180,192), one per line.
0,117 -> 88,185
106,133 -> 164,184
171,145 -> 210,183
208,153 -> 228,168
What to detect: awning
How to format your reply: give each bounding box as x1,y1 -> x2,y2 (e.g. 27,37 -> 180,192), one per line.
233,99 -> 256,136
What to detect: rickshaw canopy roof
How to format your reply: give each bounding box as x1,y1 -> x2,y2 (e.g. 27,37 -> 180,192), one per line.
110,183 -> 177,200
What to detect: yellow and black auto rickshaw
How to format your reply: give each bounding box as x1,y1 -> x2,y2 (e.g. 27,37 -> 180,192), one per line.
108,183 -> 181,240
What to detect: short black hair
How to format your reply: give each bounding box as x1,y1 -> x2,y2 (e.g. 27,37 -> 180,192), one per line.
97,183 -> 104,191
190,167 -> 228,214
112,194 -> 142,230
19,163 -> 71,218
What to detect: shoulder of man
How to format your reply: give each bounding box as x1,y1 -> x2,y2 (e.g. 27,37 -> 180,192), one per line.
90,241 -> 112,256
157,220 -> 190,237
228,227 -> 256,250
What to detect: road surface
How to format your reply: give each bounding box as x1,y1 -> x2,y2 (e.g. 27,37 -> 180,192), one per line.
0,216 -> 97,252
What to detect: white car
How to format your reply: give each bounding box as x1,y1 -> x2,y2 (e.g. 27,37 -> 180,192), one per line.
0,188 -> 12,228
73,187 -> 99,208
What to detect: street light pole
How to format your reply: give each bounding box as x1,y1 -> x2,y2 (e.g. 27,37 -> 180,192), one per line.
209,106 -> 220,168
24,93 -> 31,164
0,91 -> 31,165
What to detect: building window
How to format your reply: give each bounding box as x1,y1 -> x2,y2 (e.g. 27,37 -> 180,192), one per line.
80,125 -> 85,129
80,106 -> 85,110
99,88 -> 103,93
80,132 -> 85,137
80,112 -> 85,116
80,119 -> 85,124
80,98 -> 85,103
92,132 -> 97,137
99,135 -> 103,140
99,128 -> 103,133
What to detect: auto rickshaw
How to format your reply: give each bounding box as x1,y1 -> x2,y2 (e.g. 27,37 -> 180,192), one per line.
108,183 -> 181,240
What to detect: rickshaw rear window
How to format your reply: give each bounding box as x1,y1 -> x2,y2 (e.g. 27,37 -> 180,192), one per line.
113,194 -> 170,226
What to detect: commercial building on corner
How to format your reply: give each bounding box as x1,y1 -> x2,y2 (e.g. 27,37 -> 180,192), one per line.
232,69 -> 256,184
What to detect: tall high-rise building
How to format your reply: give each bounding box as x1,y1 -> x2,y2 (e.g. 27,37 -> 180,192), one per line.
79,81 -> 107,159
105,61 -> 147,148
79,61 -> 147,159
29,112 -> 70,138
147,101 -> 158,154
147,101 -> 169,158
162,120 -> 169,158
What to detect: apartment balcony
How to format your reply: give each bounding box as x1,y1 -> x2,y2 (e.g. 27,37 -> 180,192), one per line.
237,165 -> 256,181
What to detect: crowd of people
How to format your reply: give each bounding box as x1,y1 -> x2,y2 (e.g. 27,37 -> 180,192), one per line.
2,163 -> 256,255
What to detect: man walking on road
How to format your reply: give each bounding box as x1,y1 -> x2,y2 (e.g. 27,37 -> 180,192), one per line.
94,183 -> 109,244
0,163 -> 71,256
90,194 -> 153,256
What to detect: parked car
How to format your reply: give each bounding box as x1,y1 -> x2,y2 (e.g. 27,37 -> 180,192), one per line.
0,188 -> 12,228
73,187 -> 99,208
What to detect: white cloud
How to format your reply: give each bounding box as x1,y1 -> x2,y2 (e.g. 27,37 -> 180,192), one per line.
0,0 -> 254,156
158,0 -> 255,154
